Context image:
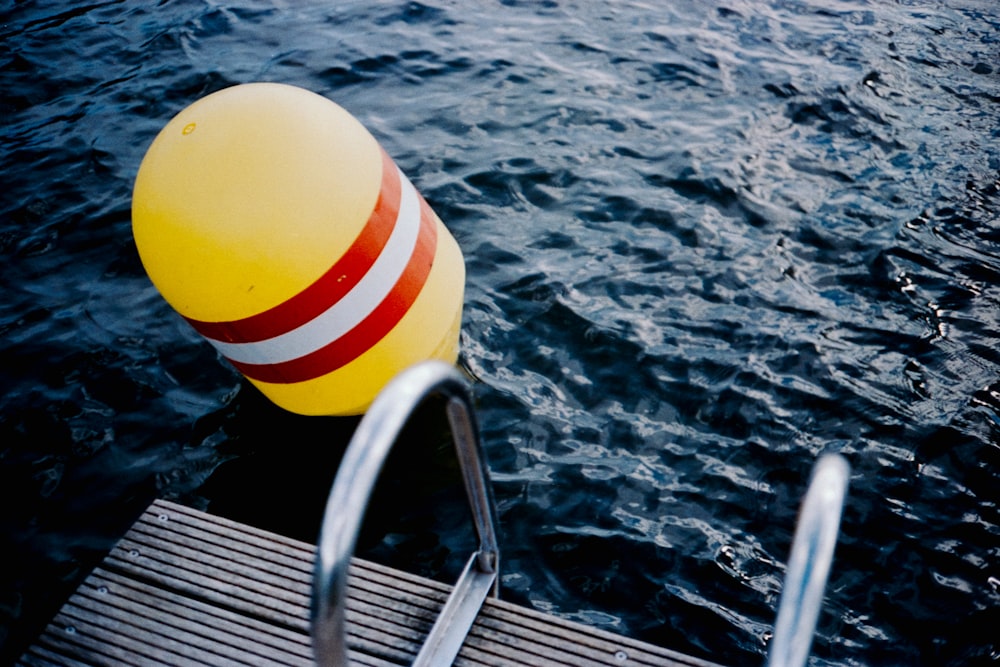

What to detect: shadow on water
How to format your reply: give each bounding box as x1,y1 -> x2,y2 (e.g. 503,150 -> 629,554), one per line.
195,382 -> 476,583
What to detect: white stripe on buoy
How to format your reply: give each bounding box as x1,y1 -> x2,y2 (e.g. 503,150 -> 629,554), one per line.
207,166 -> 422,366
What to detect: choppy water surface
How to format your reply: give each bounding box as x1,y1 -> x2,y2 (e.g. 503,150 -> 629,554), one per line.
3,1 -> 1000,664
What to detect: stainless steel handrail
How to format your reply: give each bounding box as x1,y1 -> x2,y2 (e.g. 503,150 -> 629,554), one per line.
311,361 -> 500,667
767,453 -> 850,667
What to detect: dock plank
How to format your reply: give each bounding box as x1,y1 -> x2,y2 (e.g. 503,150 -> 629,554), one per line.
19,499 -> 725,667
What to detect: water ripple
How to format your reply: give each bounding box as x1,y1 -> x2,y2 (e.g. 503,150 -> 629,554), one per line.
3,1 -> 1000,665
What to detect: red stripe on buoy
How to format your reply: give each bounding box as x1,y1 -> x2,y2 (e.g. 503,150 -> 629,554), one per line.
185,149 -> 401,343
228,193 -> 438,383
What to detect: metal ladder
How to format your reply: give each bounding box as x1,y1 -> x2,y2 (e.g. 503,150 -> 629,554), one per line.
768,453 -> 850,667
311,361 -> 499,667
309,360 -> 849,667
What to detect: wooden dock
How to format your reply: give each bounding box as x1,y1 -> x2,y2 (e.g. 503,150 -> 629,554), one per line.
18,499 -> 725,667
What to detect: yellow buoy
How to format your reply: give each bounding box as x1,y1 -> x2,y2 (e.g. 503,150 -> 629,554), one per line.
132,83 -> 465,416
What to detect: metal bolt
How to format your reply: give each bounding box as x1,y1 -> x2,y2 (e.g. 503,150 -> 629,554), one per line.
614,650 -> 628,662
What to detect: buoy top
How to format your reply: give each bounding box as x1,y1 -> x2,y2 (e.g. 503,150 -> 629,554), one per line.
132,82 -> 383,322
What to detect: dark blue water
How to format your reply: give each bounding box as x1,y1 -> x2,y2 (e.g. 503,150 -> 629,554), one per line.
3,1 -> 1000,665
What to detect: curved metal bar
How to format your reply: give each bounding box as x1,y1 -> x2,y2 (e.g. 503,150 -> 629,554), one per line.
311,361 -> 500,667
768,453 -> 850,667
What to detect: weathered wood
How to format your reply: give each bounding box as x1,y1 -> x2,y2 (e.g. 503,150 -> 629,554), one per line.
19,500 -> 725,667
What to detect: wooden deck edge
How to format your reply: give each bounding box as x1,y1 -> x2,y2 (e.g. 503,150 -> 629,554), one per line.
18,499 -> 728,667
